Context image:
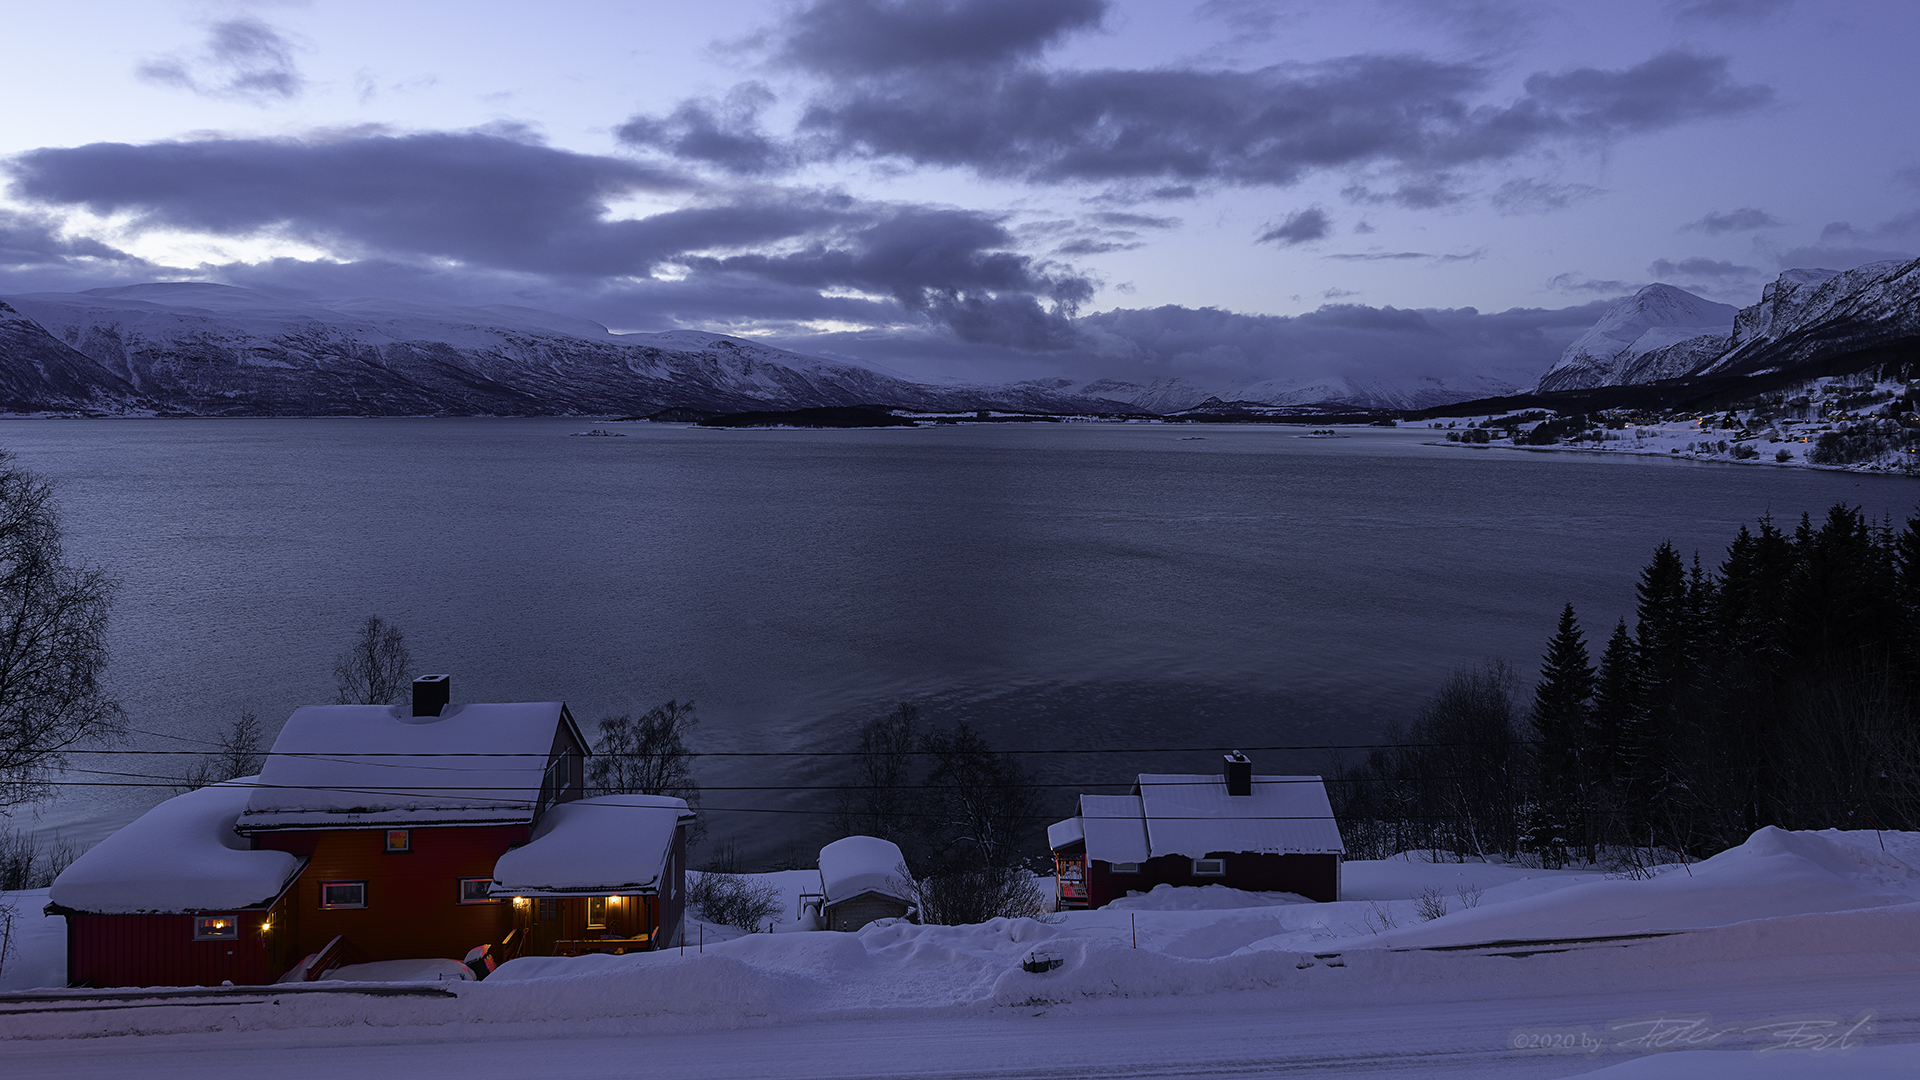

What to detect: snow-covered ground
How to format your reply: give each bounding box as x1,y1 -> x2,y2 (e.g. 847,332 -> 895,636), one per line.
4,829 -> 1918,1077
1424,374 -> 1920,475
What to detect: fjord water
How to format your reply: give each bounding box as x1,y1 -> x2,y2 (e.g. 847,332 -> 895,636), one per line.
6,419 -> 1915,859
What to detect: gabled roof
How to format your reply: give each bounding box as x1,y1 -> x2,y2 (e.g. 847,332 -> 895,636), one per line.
50,779 -> 305,914
818,836 -> 914,909
1048,776 -> 1344,861
237,701 -> 583,830
1135,774 -> 1344,857
490,794 -> 691,897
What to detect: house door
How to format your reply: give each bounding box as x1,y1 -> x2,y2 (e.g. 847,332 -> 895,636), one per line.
524,898 -> 563,955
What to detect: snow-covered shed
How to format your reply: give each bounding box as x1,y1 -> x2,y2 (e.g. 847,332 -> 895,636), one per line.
491,794 -> 694,953
1049,753 -> 1345,909
818,836 -> 915,931
47,780 -> 307,988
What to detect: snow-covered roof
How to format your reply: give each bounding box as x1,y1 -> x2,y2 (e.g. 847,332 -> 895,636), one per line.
238,702 -> 581,830
49,779 -> 304,914
1078,795 -> 1152,864
1135,774 -> 1345,857
1046,815 -> 1084,852
490,794 -> 691,896
818,836 -> 914,908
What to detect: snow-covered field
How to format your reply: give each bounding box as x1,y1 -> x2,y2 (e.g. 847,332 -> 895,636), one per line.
4,828 -> 1918,1077
1424,375 -> 1920,475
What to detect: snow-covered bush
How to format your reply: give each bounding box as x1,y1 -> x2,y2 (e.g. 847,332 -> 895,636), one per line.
910,865 -> 1044,926
688,872 -> 784,931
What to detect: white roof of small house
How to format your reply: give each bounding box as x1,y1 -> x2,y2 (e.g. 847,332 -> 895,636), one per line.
237,701 -> 583,830
818,835 -> 914,908
1048,776 -> 1344,862
490,794 -> 691,897
49,779 -> 305,914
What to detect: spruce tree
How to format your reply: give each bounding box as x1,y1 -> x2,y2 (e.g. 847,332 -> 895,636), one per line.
1531,603 -> 1595,862
1591,618 -> 1638,788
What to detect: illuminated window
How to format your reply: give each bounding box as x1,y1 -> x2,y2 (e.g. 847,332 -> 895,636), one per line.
193,915 -> 239,940
458,878 -> 499,905
1192,858 -> 1226,877
320,881 -> 367,909
384,830 -> 410,853
587,896 -> 607,929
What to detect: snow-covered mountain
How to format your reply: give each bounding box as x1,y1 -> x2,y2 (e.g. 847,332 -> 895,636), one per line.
1702,258 -> 1920,378
1532,259 -> 1920,395
1533,284 -> 1737,392
0,284 -> 1136,417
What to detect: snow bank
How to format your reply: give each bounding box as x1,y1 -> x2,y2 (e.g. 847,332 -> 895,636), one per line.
47,780 -> 300,914
492,794 -> 689,895
818,836 -> 912,904
1109,883 -> 1312,911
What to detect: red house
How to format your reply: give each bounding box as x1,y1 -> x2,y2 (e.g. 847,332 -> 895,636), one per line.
49,676 -> 692,987
1047,753 -> 1345,909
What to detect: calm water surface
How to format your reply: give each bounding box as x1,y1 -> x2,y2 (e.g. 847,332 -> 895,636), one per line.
3,419 -> 1913,859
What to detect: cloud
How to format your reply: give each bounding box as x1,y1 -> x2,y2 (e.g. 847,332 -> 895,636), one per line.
614,84 -> 793,175
1490,178 -> 1603,215
1773,212 -> 1920,271
621,42 -> 1768,198
1670,0 -> 1792,24
1257,207 -> 1331,246
137,17 -> 305,103
1321,249 -> 1483,263
1546,272 -> 1640,294
1681,207 -> 1781,233
1069,298 -> 1611,386
1648,256 -> 1759,280
776,0 -> 1107,76
4,130 -> 1100,350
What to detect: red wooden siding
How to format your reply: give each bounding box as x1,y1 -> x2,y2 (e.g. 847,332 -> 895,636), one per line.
1085,852 -> 1340,907
255,824 -> 524,964
65,901 -> 296,988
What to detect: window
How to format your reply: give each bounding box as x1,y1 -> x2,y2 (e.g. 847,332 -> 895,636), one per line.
320,881 -> 367,909
458,877 -> 499,905
193,915 -> 239,940
587,896 -> 607,929
1109,862 -> 1141,874
384,829 -> 411,853
1192,858 -> 1226,877
537,899 -> 559,921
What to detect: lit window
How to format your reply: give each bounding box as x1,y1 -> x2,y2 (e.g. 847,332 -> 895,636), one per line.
1109,862 -> 1141,874
385,830 -> 410,853
194,915 -> 238,940
587,896 -> 607,929
320,881 -> 367,909
1192,858 -> 1226,877
458,877 -> 500,905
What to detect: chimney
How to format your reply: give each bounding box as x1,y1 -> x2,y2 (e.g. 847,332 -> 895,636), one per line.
1223,751 -> 1252,796
412,674 -> 450,717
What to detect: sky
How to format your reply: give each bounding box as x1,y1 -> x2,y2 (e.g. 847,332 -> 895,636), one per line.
2,0 -> 1917,389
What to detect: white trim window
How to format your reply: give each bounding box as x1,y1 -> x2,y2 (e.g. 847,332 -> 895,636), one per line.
458,877 -> 499,905
320,880 -> 368,909
1192,858 -> 1226,877
1108,862 -> 1142,874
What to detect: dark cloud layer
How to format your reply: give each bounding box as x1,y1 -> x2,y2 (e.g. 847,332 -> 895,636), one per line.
777,0 -> 1107,75
4,131 -> 1095,348
1682,207 -> 1781,233
1258,208 -> 1331,246
623,1 -> 1770,196
137,18 -> 305,103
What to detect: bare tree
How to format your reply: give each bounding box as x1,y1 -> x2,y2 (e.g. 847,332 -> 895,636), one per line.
332,615 -> 411,705
176,711 -> 266,790
919,722 -> 1039,874
833,702 -> 917,846
0,453 -> 122,810
589,700 -> 702,845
